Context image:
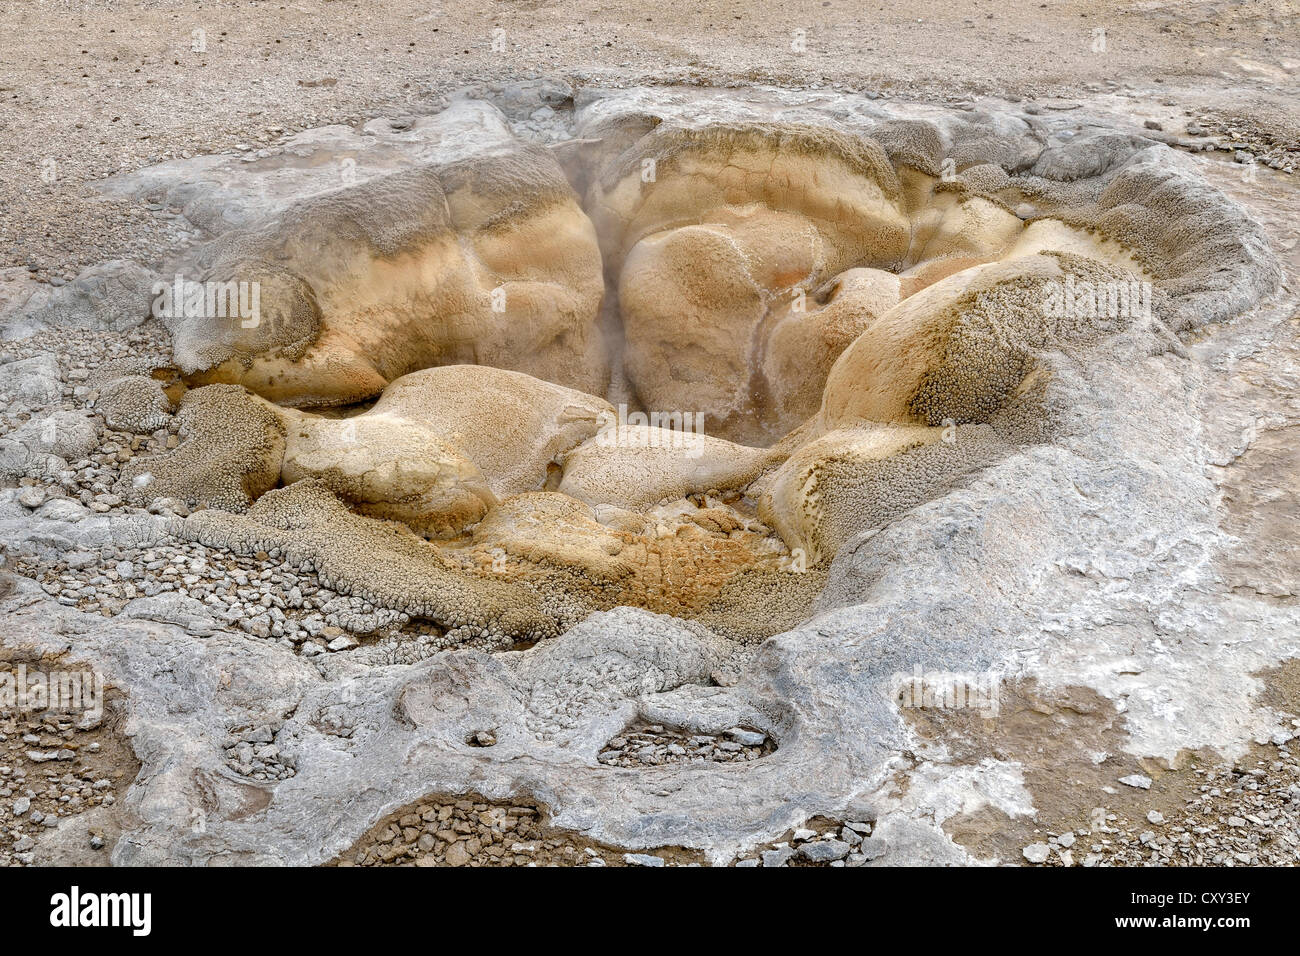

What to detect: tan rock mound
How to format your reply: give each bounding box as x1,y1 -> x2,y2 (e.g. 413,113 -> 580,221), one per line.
168,146 -> 607,407
271,364 -> 613,535
758,424 -> 944,563
822,251 -> 1164,429
97,374 -> 175,434
279,410 -> 496,539
366,365 -> 613,497
149,97 -> 1277,642
903,186 -> 1025,267
591,124 -> 910,445
758,267 -> 902,436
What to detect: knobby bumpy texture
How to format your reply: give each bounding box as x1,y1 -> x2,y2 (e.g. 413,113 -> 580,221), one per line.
131,95 -> 1278,643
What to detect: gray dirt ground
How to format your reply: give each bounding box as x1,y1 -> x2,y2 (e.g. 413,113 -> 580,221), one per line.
0,0 -> 1296,276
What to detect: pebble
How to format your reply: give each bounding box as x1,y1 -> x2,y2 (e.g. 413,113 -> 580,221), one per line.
17,487 -> 46,508
761,846 -> 795,867
726,727 -> 766,747
799,839 -> 850,862
1022,843 -> 1051,864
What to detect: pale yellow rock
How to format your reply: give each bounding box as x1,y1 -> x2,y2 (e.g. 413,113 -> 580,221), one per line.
1004,218 -> 1149,277
823,249 -> 1157,430
471,492 -> 631,579
558,422 -> 773,510
617,224 -> 765,439
821,254 -> 1068,428
265,364 -> 613,537
280,410 -> 496,538
904,189 -> 1025,267
369,365 -> 613,497
761,267 -> 902,439
174,147 -> 608,407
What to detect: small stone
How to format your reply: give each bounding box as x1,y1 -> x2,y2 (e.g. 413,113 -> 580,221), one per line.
798,839 -> 850,863
726,727 -> 766,747
761,846 -> 795,867
12,796 -> 30,815
17,487 -> 45,509
1147,810 -> 1165,825
444,841 -> 471,866
1119,774 -> 1152,790
1143,119 -> 1163,130
1022,843 -> 1051,864
1056,831 -> 1075,848
623,852 -> 665,867
791,828 -> 817,842
856,836 -> 887,861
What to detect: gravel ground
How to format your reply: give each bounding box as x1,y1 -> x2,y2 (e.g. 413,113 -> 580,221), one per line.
1022,738 -> 1300,867
336,796 -> 878,867
334,794 -> 710,867
1,0 -> 1296,277
597,721 -> 775,767
0,663 -> 137,867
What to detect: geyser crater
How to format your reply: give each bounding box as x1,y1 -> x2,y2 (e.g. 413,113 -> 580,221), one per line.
109,88 -> 1278,649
